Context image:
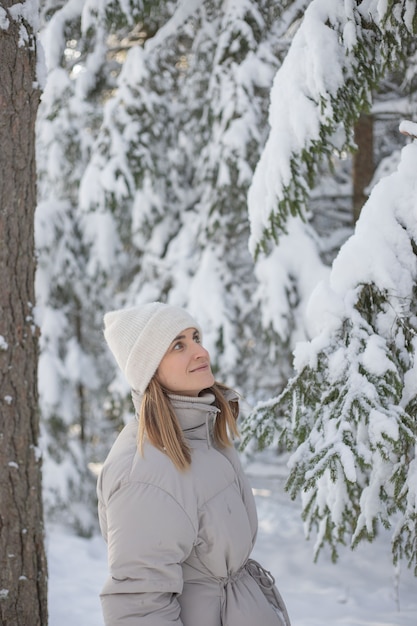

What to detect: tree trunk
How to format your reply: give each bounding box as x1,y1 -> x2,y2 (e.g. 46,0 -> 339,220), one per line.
0,3 -> 48,625
352,113 -> 374,223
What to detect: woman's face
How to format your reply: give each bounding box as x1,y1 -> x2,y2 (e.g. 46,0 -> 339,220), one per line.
156,327 -> 215,396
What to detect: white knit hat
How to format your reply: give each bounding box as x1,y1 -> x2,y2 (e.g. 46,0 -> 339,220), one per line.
103,302 -> 202,393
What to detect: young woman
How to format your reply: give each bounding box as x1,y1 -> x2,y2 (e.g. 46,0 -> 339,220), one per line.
98,302 -> 291,626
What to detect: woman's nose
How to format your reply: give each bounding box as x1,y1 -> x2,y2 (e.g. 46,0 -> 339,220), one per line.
193,343 -> 208,358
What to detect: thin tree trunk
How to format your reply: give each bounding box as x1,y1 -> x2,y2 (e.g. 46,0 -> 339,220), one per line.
0,2 -> 48,624
352,113 -> 374,223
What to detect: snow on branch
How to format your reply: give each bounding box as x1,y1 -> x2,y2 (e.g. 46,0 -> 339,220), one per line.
248,0 -> 416,257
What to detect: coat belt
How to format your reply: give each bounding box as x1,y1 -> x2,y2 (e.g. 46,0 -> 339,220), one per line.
218,559 -> 291,626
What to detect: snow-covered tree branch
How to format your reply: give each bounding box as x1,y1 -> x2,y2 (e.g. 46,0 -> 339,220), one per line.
248,0 -> 416,257
243,124 -> 417,573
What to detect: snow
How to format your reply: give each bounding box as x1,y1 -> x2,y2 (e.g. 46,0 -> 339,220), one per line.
40,0 -> 85,71
8,0 -> 40,32
247,0 -> 348,254
253,218 -> 329,342
294,136 -> 417,361
399,120 -> 417,138
0,7 -> 10,30
47,452 -> 417,626
144,0 -> 205,53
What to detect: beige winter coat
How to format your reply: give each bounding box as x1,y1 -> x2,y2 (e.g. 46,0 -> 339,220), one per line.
97,392 -> 290,626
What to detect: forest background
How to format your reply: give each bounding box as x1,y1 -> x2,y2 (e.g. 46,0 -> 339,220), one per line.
1,1 -> 417,622
37,0 -> 417,568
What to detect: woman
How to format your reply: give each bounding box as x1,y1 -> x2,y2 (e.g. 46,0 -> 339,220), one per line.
98,302 -> 291,626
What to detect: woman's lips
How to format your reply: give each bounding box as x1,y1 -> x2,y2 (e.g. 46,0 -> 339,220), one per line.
190,363 -> 209,373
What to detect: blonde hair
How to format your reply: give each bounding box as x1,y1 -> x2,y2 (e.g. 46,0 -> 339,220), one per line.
138,379 -> 239,470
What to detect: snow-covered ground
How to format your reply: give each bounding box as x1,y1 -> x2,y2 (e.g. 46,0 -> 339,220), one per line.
47,452 -> 417,626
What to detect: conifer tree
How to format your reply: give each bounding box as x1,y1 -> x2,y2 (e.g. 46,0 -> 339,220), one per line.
36,0 -> 119,531
242,123 -> 417,572
242,0 -> 417,572
244,0 -> 417,376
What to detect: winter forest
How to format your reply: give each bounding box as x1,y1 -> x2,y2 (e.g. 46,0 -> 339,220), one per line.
1,0 -> 417,624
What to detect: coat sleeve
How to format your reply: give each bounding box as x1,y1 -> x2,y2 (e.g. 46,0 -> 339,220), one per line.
99,480 -> 196,625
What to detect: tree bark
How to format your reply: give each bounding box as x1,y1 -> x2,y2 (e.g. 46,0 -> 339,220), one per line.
0,2 -> 48,624
352,113 -> 374,223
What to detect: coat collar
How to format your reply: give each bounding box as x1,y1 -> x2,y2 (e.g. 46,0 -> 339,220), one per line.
169,392 -> 219,444
131,388 -> 237,446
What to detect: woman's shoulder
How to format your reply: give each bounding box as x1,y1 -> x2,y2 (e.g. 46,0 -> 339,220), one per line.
101,419 -> 139,476
98,424 -> 200,541
102,420 -> 171,480
99,420 -> 196,507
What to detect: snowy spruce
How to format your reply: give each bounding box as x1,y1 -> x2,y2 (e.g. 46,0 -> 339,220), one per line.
243,130 -> 417,573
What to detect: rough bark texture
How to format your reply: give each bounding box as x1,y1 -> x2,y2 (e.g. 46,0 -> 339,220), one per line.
0,2 -> 48,624
352,113 -> 374,223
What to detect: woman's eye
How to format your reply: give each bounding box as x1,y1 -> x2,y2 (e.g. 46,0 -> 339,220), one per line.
173,342 -> 183,351
194,334 -> 201,343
